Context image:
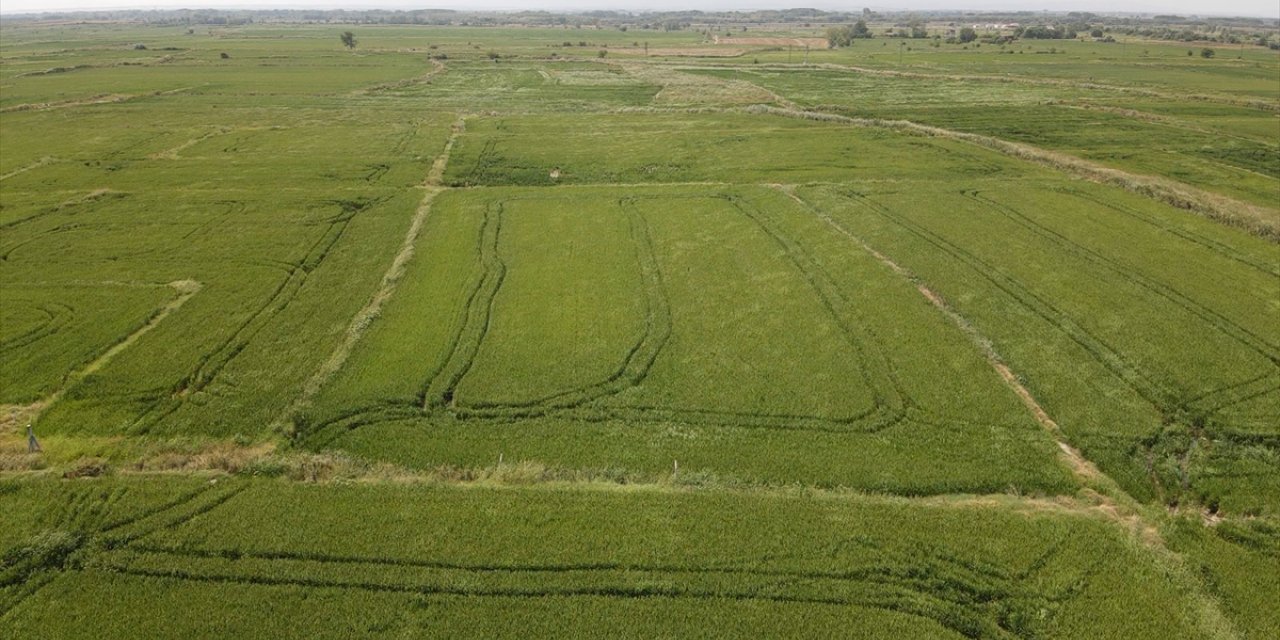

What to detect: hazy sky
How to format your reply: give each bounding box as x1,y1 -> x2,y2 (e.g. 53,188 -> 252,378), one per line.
2,0 -> 1276,19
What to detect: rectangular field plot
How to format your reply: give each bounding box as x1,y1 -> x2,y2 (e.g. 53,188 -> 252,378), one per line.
1,479 -> 1218,639
443,112 -> 1040,187
794,180 -> 1280,514
305,185 -> 1076,494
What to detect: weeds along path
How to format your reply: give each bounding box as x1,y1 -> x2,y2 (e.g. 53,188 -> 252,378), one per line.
751,105 -> 1280,240
0,280 -> 201,434
275,116 -> 468,434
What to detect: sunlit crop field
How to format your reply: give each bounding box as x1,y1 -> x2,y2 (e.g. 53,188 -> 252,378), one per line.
2,18 -> 1277,639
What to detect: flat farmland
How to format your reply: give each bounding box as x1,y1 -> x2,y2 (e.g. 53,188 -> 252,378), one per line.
2,18 -> 1277,639
305,184 -> 1074,493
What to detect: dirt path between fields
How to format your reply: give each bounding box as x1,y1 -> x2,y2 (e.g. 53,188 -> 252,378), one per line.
0,280 -> 201,435
782,186 -> 1243,638
353,59 -> 446,95
274,115 -> 466,434
753,105 -> 1279,240
686,60 -> 1279,113
712,36 -> 827,48
0,157 -> 58,182
777,186 -> 1145,516
0,86 -> 196,114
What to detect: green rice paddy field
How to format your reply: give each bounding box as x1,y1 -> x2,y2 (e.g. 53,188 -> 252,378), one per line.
1,20 -> 1278,638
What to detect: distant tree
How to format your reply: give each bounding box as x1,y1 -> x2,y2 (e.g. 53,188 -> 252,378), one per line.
826,26 -> 849,48
1200,47 -> 1215,58
340,31 -> 357,50
1090,28 -> 1104,38
597,49 -> 607,58
827,21 -> 873,48
959,27 -> 977,43
220,52 -> 230,59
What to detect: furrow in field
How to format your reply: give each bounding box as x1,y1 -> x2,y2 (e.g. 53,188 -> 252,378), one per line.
278,116 -> 466,433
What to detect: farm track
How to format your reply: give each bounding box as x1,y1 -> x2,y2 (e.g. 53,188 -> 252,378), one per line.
781,188 -> 1150,504
181,200 -> 246,240
3,468 -> 1131,640
0,188 -> 123,236
1046,101 -> 1278,145
0,303 -> 73,354
421,200 -> 506,409
128,196 -> 381,434
0,157 -> 58,182
960,190 -> 1280,438
2,281 -> 200,432
691,61 -> 1280,113
957,190 -> 1279,431
777,189 -> 1254,640
726,193 -> 909,427
749,104 -> 1280,239
963,190 -> 1280,365
300,191 -> 947,447
307,177 -> 1247,447
0,480 -> 235,621
444,198 -> 672,418
783,186 -> 1264,635
827,187 -> 1170,414
1053,186 -> 1280,278
276,118 -> 467,433
92,540 -> 1077,640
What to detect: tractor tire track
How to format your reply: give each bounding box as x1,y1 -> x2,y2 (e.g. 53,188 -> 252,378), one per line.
1056,186 -> 1279,278
11,281 -> 200,430
0,303 -> 73,353
129,196 -> 379,434
420,201 -> 506,410
445,198 -> 672,418
965,190 -> 1280,365
828,187 -> 1170,415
